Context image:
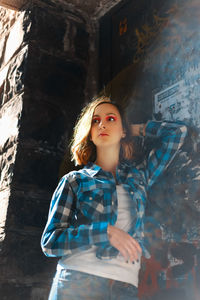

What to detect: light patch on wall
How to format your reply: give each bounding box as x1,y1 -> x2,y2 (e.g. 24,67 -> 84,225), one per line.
154,80 -> 190,121
0,65 -> 8,87
154,64 -> 200,130
0,1 -> 27,11
4,11 -> 25,65
0,96 -> 22,146
0,188 -> 10,241
0,110 -> 18,145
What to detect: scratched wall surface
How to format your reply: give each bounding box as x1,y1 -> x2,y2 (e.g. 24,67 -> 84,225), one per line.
99,0 -> 200,299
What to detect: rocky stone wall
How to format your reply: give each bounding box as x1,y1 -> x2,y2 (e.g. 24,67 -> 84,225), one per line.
0,1 -> 99,299
0,6 -> 28,244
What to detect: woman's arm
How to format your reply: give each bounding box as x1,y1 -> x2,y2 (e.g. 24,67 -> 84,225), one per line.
41,175 -> 109,257
131,123 -> 147,137
135,120 -> 188,188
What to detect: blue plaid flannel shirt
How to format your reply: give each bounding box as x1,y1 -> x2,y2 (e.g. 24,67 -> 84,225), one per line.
41,121 -> 187,259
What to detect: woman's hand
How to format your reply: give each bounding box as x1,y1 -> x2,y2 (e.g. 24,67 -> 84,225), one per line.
107,225 -> 142,263
131,123 -> 146,137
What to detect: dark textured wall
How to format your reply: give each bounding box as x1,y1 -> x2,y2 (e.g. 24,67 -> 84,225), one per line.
0,1 -> 97,299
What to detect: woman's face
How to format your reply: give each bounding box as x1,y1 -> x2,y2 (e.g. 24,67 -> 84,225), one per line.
90,103 -> 125,149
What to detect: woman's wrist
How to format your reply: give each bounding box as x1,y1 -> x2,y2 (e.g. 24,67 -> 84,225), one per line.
131,123 -> 146,136
139,124 -> 145,136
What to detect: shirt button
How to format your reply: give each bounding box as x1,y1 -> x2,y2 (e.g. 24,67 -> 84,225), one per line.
89,197 -> 92,200
139,181 -> 143,185
131,191 -> 134,195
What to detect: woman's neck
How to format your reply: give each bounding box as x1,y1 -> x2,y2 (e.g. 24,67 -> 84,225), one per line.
95,146 -> 120,176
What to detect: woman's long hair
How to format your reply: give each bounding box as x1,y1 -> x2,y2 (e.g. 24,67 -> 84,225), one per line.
70,96 -> 136,165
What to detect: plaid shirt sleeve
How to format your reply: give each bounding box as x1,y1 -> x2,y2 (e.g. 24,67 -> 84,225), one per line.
41,175 -> 109,257
144,120 -> 188,188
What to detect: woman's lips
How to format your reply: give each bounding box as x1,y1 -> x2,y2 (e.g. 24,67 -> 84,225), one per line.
99,133 -> 108,136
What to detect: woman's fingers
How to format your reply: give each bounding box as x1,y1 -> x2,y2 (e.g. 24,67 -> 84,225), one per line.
119,247 -> 129,262
129,238 -> 142,260
119,242 -> 139,263
123,234 -> 142,261
125,239 -> 140,262
108,226 -> 142,262
131,238 -> 142,253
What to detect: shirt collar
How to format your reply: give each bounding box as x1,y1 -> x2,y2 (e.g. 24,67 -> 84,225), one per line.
83,160 -> 132,177
83,162 -> 102,177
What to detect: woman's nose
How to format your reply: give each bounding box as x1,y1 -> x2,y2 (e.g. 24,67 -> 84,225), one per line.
99,121 -> 106,129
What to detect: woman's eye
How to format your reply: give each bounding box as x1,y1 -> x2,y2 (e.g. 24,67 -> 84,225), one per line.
92,118 -> 100,124
107,116 -> 116,122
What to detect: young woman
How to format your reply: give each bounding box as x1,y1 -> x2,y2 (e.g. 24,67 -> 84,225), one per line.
41,96 -> 187,300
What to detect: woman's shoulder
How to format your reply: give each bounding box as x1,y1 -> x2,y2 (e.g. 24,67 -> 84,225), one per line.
61,169 -> 83,182
61,162 -> 98,182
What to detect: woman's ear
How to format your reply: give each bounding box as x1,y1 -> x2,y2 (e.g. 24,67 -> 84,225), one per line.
122,131 -> 126,138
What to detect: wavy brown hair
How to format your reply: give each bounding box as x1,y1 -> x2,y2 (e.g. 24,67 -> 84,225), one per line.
70,96 -> 136,165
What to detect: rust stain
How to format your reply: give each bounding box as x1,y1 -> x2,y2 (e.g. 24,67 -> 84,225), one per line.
138,255 -> 166,297
139,240 -> 200,299
119,17 -> 128,36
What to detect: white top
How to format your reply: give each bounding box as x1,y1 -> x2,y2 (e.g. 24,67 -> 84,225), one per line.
58,185 -> 141,287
